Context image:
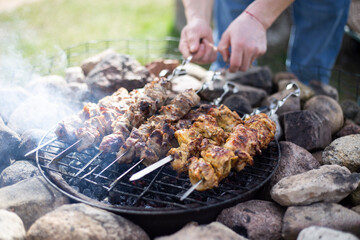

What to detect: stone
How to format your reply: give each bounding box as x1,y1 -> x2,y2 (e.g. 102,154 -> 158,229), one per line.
155,222 -> 247,240
0,118 -> 21,160
350,184 -> 360,206
80,48 -> 116,76
0,209 -> 26,240
322,134 -> 360,172
261,141 -> 320,198
335,122 -> 360,138
222,94 -> 252,115
278,79 -> 315,103
27,203 -> 149,240
65,66 -> 85,83
352,205 -> 360,214
0,161 -> 40,187
297,226 -> 359,240
7,96 -> 73,134
226,66 -> 273,93
0,176 -> 69,229
311,150 -> 324,165
309,80 -> 339,101
282,110 -> 332,151
216,200 -> 284,240
17,129 -> 47,160
145,59 -> 180,77
270,165 -> 360,206
341,99 -> 360,120
227,82 -> 267,107
183,62 -> 208,80
27,75 -> 70,97
85,53 -> 152,100
303,95 -> 344,135
171,75 -> 202,93
273,71 -> 298,85
354,111 -> 360,125
262,88 -> 300,115
0,86 -> 30,123
66,82 -> 90,102
282,203 -> 360,239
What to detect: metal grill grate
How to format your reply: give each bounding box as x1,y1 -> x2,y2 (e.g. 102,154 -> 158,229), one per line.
36,128 -> 280,214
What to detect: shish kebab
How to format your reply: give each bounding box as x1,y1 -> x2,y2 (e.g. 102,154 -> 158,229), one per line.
25,55 -> 193,158
96,88 -> 201,183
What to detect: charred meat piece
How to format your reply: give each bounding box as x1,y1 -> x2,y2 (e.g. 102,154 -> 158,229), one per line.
208,104 -> 243,132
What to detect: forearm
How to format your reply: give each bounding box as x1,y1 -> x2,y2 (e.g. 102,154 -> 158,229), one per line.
182,0 -> 214,24
245,0 -> 294,29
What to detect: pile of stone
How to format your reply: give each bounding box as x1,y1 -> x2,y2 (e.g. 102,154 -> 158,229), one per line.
0,48 -> 359,240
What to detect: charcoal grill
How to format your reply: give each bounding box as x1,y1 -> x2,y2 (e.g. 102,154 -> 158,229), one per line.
35,125 -> 280,237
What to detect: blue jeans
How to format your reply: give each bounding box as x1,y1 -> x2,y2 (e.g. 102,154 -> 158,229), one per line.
211,0 -> 351,84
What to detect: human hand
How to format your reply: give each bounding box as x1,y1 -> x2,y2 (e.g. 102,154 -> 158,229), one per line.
218,11 -> 267,72
179,18 -> 217,64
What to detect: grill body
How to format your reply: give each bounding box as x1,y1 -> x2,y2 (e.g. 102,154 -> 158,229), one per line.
36,129 -> 280,237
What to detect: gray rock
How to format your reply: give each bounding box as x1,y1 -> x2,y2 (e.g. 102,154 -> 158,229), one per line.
81,48 -> 116,76
355,111 -> 360,125
350,184 -> 360,206
341,100 -> 360,120
273,71 -> 298,85
155,222 -> 247,240
309,80 -> 339,101
262,89 -> 301,115
282,203 -> 360,240
226,66 -> 273,93
222,94 -> 252,115
271,165 -> 360,206
66,82 -> 90,102
0,176 -> 69,229
85,53 -> 152,100
65,66 -> 85,83
311,150 -> 324,165
0,118 -> 21,160
278,79 -> 315,103
0,86 -> 30,123
262,141 -> 320,197
18,129 -> 47,160
217,200 -> 284,240
297,226 -> 359,240
171,75 -> 202,93
0,209 -> 26,240
352,205 -> 360,214
7,96 -> 73,134
0,161 -> 40,187
26,203 -> 149,240
303,95 -> 344,135
227,82 -> 268,107
282,110 -> 332,151
322,134 -> 360,172
335,122 -> 360,138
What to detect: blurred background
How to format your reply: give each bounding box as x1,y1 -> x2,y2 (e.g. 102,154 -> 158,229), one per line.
0,0 -> 359,99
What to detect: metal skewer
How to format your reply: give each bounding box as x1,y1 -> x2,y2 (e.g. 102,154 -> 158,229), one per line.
94,149 -> 129,178
74,150 -> 104,177
129,155 -> 173,181
108,158 -> 144,191
47,139 -> 82,166
180,179 -> 203,201
24,136 -> 57,157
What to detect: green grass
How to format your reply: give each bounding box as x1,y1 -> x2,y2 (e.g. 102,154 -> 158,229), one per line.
0,0 -> 178,62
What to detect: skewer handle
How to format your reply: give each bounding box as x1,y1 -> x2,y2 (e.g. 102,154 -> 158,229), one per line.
129,155 -> 173,181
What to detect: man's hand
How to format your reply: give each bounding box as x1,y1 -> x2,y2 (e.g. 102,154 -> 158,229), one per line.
179,18 -> 217,64
218,12 -> 267,72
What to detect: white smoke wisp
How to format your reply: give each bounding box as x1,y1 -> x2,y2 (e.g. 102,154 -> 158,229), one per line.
0,27 -> 81,137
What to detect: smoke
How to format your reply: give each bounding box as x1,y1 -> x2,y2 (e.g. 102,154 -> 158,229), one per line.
0,27 -> 80,137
